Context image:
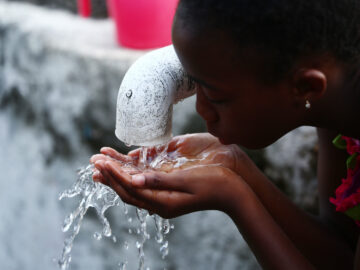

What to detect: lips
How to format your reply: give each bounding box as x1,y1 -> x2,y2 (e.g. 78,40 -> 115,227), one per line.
205,124 -> 226,144
206,122 -> 218,136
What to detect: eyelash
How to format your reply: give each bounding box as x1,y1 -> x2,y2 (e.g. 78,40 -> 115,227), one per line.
206,97 -> 226,104
187,75 -> 227,105
199,87 -> 226,104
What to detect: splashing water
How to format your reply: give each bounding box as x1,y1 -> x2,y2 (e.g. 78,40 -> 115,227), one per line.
58,143 -> 197,270
58,164 -> 121,269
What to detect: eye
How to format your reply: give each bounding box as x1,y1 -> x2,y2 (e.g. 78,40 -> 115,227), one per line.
206,98 -> 226,104
199,87 -> 227,105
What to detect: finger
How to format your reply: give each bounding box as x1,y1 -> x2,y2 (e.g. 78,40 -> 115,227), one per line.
121,167 -> 142,175
92,170 -> 103,182
127,147 -> 140,157
94,154 -> 139,173
100,147 -> 133,163
94,161 -> 109,184
104,161 -> 133,187
90,154 -> 111,164
94,160 -> 105,171
106,161 -> 191,192
138,172 -> 189,192
175,133 -> 216,156
103,161 -> 196,216
127,137 -> 180,158
126,187 -> 197,219
104,165 -> 193,212
105,159 -> 189,191
98,163 -> 150,210
128,147 -> 157,159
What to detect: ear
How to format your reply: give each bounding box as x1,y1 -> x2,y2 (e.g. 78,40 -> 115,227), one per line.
293,69 -> 327,101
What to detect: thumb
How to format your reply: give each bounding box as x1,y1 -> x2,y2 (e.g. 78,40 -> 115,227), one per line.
131,170 -> 187,192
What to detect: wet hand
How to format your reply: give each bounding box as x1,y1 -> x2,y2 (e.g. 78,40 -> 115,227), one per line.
128,133 -> 244,172
94,159 -> 248,219
90,147 -> 140,183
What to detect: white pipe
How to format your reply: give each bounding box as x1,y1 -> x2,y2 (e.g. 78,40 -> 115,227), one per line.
115,45 -> 197,147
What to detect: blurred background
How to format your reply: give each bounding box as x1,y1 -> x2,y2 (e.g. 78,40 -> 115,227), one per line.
0,0 -> 319,269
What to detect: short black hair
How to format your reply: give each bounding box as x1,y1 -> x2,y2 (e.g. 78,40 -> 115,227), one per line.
176,0 -> 360,83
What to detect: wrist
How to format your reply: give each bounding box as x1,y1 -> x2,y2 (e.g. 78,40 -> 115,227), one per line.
231,145 -> 267,189
231,145 -> 254,174
219,169 -> 254,217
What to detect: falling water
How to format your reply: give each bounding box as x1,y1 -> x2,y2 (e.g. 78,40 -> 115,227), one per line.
58,164 -> 121,269
58,143 -> 197,270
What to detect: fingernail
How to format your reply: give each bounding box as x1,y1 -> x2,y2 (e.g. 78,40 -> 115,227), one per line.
132,174 -> 145,186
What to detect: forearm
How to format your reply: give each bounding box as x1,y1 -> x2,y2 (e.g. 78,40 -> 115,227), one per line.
233,154 -> 354,269
228,184 -> 315,270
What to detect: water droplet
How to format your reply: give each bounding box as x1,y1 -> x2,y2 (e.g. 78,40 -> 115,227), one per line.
118,261 -> 128,270
112,236 -> 117,243
155,234 -> 164,244
93,232 -> 102,240
62,214 -> 73,232
124,241 -> 129,250
73,224 -> 81,235
162,219 -> 170,234
123,203 -> 129,215
127,217 -> 133,223
102,224 -> 112,237
136,208 -> 148,223
128,228 -> 133,234
160,241 -> 169,259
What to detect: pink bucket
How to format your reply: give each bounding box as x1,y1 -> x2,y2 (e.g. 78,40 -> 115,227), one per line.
110,0 -> 179,49
77,0 -> 91,17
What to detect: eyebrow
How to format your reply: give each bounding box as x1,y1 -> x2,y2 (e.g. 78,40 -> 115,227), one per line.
187,74 -> 219,91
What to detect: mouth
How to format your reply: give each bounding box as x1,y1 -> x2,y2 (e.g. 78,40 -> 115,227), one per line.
207,127 -> 227,145
218,136 -> 233,145
206,123 -> 218,136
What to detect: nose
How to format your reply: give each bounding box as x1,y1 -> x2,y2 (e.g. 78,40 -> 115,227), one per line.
195,88 -> 219,123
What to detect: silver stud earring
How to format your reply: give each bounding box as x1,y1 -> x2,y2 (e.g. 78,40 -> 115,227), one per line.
305,100 -> 311,109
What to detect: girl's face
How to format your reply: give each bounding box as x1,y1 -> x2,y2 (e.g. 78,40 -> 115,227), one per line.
172,24 -> 305,149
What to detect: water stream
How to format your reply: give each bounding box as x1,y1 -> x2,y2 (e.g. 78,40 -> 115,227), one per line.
58,144 -> 197,270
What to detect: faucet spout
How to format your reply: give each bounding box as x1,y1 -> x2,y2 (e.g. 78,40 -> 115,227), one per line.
115,45 -> 197,147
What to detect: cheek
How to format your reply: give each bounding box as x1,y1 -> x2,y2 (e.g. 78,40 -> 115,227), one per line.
195,89 -> 219,123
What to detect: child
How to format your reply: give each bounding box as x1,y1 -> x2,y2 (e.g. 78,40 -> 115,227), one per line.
91,1 -> 360,269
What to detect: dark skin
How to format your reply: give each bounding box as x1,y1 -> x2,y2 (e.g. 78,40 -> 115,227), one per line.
91,16 -> 360,270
